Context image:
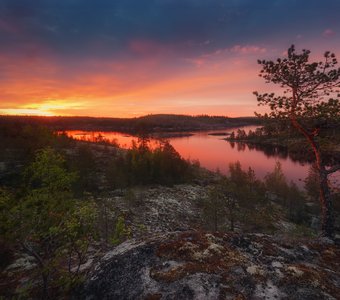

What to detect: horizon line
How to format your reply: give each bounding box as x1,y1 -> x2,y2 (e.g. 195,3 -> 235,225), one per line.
0,113 -> 257,119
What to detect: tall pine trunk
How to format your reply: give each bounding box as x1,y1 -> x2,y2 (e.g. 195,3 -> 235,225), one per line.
318,166 -> 334,238
290,113 -> 334,238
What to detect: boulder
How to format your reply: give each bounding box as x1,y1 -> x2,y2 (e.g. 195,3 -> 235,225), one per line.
77,231 -> 340,299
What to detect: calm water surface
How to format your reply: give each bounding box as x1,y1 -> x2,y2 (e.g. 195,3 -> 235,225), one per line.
64,126 -> 317,187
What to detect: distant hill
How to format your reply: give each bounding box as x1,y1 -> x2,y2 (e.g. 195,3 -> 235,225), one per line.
0,114 -> 261,133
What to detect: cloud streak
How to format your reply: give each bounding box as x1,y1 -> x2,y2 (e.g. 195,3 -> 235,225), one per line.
0,0 -> 339,117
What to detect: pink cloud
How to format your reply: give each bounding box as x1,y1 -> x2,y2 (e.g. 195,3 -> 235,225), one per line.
230,45 -> 267,55
323,28 -> 335,37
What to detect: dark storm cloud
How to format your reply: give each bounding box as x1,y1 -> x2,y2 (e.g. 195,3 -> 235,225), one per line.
0,0 -> 339,59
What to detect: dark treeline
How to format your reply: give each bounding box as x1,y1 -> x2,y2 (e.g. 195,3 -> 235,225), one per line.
0,114 -> 261,133
227,118 -> 340,164
106,137 -> 198,188
0,121 -> 198,193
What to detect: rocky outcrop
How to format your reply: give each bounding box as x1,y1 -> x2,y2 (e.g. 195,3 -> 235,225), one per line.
78,231 -> 340,299
103,184 -> 210,236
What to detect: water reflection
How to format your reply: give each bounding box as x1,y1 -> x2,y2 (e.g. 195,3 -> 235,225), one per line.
63,128 -> 311,187
246,143 -> 289,160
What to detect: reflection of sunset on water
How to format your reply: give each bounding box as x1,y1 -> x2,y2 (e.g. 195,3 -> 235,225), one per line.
170,132 -> 310,184
63,128 -> 310,186
63,130 -> 136,148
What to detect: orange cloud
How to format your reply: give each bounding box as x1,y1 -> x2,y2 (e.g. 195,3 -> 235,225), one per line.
0,47 -> 270,118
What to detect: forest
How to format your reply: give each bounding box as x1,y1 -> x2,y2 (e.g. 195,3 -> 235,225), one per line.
1,116 -> 339,298
0,114 -> 260,134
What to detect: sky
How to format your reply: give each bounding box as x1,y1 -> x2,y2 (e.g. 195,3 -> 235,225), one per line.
0,0 -> 339,118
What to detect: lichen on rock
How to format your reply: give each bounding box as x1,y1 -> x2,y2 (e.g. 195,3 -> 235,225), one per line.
76,231 -> 340,299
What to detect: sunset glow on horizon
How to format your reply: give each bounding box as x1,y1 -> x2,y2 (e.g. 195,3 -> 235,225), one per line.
0,1 -> 339,118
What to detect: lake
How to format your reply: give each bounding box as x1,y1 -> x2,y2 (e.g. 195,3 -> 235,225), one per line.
63,126 -> 321,188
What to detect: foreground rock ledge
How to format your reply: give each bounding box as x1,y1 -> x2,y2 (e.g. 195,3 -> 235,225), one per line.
77,231 -> 340,300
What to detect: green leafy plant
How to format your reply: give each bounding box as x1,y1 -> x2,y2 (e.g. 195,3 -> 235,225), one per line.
111,215 -> 131,245
1,148 -> 98,298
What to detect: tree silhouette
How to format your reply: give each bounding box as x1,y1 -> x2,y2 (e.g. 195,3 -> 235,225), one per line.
254,45 -> 340,238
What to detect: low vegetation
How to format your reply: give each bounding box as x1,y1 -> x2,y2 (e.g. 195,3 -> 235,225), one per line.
1,119 -> 339,298
0,123 -> 200,298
